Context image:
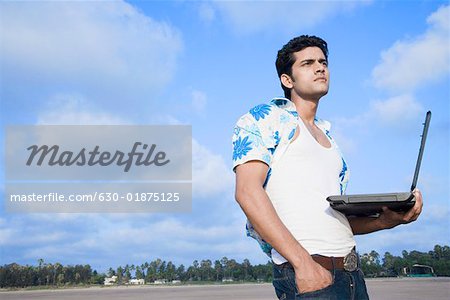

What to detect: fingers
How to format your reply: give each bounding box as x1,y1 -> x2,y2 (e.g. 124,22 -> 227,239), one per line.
400,189 -> 423,223
413,188 -> 423,208
394,188 -> 423,224
379,190 -> 423,228
317,264 -> 333,288
316,264 -> 333,284
295,261 -> 332,294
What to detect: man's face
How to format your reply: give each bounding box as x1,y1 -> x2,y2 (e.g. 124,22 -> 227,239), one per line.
283,46 -> 329,101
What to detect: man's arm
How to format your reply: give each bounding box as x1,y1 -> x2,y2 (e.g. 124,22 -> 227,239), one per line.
235,161 -> 331,294
349,189 -> 423,235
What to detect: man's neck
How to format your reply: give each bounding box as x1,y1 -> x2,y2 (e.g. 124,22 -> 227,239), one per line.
290,96 -> 319,125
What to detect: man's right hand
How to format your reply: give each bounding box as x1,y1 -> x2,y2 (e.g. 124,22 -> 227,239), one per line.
294,258 -> 332,294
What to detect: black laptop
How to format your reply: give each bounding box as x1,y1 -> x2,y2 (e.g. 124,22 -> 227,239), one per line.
327,111 -> 431,216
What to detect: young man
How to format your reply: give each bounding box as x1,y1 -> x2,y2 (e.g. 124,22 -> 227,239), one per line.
232,35 -> 423,299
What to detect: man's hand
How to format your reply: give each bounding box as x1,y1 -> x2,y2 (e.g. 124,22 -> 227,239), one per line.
378,188 -> 423,229
349,189 -> 423,235
294,258 -> 332,294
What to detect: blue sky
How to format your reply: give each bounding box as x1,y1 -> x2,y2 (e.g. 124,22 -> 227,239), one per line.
1,1 -> 449,272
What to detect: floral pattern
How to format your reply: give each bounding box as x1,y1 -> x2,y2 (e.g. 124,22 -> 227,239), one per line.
232,136 -> 252,161
249,104 -> 272,121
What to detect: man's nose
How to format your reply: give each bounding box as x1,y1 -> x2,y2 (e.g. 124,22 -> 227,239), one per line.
315,62 -> 325,73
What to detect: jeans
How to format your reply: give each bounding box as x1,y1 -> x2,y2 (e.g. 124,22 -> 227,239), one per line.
272,262 -> 370,299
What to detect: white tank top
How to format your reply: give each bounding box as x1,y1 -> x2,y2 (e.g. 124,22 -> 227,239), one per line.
265,118 -> 355,264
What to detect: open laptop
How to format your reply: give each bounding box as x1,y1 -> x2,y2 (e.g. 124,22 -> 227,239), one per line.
327,111 -> 431,216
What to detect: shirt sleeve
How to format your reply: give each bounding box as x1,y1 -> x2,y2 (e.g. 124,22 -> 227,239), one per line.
232,113 -> 275,171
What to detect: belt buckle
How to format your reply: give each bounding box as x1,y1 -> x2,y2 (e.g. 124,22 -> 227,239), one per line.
343,249 -> 358,272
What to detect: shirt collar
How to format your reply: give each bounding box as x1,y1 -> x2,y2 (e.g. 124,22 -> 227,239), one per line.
270,97 -> 331,132
271,97 -> 296,112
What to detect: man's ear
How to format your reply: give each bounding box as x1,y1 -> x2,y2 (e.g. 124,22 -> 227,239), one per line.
280,74 -> 293,89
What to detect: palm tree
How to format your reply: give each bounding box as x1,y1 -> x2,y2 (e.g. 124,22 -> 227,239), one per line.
37,258 -> 44,285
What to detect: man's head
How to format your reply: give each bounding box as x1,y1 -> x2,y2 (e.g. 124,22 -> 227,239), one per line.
276,35 -> 328,99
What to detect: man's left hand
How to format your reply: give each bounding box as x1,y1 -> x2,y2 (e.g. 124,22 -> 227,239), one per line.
378,188 -> 423,229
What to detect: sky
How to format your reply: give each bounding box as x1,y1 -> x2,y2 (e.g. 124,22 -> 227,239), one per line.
0,0 -> 449,273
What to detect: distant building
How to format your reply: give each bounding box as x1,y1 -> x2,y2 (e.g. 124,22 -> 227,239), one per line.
154,279 -> 167,284
104,275 -> 118,286
403,264 -> 436,277
129,279 -> 145,285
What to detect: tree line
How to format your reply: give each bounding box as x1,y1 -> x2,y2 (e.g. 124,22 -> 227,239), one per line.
0,259 -> 103,288
105,257 -> 273,284
359,244 -> 450,277
1,245 -> 449,288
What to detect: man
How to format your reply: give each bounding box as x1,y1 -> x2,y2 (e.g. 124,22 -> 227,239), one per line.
232,35 -> 423,299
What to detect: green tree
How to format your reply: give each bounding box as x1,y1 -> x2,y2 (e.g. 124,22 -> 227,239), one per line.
166,261 -> 176,281
382,252 -> 396,276
159,261 -> 167,280
220,257 -> 229,279
116,266 -> 124,284
214,260 -> 222,281
135,266 -> 143,280
200,259 -> 213,281
359,250 -> 382,277
176,264 -> 185,281
37,258 -> 44,285
124,264 -> 131,282
107,267 -> 116,277
242,259 -> 253,281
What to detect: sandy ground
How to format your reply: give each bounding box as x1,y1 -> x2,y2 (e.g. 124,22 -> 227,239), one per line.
1,277 -> 449,299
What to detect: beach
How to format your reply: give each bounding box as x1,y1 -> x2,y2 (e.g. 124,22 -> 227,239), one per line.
1,277 -> 449,300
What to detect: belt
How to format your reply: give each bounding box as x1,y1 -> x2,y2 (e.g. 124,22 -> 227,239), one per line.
312,249 -> 358,272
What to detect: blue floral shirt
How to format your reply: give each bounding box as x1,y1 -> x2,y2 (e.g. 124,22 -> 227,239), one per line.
232,97 -> 350,257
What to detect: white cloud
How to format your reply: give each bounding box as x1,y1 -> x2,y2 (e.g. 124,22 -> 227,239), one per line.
148,114 -> 185,125
36,99 -> 231,198
370,94 -> 423,125
334,94 -> 424,132
213,1 -> 371,35
37,94 -> 130,125
191,89 -> 208,114
3,231 -> 67,247
0,228 -> 13,246
422,204 -> 450,222
100,218 -> 241,244
371,5 -> 450,92
192,139 -> 234,198
0,1 -> 183,112
418,173 -> 450,197
356,222 -> 450,255
2,213 -> 252,267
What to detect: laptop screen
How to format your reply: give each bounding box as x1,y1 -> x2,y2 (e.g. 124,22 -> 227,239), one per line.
410,111 -> 431,191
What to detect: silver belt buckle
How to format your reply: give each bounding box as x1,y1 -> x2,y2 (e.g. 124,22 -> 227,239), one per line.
343,249 -> 358,272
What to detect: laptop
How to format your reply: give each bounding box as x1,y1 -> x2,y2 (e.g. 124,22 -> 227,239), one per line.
327,111 -> 431,216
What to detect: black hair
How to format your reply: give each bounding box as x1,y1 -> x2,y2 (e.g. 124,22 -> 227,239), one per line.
275,35 -> 328,99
